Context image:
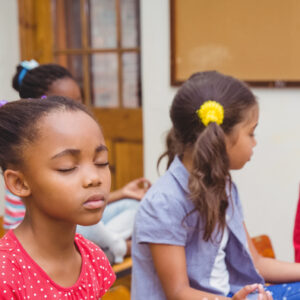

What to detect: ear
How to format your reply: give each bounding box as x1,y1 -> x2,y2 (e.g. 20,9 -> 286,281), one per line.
4,169 -> 31,198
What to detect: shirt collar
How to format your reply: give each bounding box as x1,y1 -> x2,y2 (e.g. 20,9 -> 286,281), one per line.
168,155 -> 190,193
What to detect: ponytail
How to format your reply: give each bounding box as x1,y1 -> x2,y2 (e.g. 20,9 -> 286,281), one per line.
189,123 -> 230,241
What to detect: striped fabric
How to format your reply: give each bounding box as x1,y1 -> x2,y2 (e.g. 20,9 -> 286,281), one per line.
3,188 -> 25,229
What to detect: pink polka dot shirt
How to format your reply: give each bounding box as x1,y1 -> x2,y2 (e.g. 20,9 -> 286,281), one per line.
0,230 -> 116,299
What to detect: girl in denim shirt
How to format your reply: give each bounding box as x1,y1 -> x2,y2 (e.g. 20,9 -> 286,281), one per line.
132,71 -> 300,300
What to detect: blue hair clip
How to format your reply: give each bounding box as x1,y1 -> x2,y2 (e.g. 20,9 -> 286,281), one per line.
18,68 -> 28,86
18,59 -> 39,86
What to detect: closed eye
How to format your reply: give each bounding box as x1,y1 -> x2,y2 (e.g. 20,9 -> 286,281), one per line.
57,167 -> 76,173
95,162 -> 109,168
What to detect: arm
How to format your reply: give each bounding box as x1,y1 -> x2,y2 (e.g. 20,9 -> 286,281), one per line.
245,222 -> 300,283
107,177 -> 151,203
293,185 -> 300,262
149,243 -> 269,300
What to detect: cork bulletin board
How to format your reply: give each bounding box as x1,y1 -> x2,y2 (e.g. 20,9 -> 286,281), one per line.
170,0 -> 300,87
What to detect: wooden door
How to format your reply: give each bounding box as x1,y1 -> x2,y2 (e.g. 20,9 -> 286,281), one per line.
18,0 -> 143,190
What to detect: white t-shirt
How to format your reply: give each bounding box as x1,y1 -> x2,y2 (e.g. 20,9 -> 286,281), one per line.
210,226 -> 230,295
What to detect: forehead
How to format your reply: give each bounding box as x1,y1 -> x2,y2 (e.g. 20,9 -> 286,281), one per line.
226,104 -> 258,141
241,103 -> 259,126
48,78 -> 82,102
34,110 -> 104,146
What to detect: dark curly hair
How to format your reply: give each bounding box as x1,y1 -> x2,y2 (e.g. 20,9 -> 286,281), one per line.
12,63 -> 74,98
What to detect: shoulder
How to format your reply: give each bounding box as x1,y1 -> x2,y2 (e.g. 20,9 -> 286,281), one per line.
0,231 -> 19,251
75,233 -> 116,273
75,233 -> 108,259
0,232 -> 25,287
141,169 -> 190,210
134,172 -> 196,245
0,231 -> 26,267
75,234 -> 116,293
135,165 -> 195,230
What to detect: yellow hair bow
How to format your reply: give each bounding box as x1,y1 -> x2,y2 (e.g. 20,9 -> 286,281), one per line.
196,100 -> 224,126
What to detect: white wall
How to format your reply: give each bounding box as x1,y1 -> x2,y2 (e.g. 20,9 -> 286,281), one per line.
0,0 -> 20,215
141,0 -> 300,261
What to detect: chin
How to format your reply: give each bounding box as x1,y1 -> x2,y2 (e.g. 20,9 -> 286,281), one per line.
78,212 -> 104,226
230,164 -> 245,170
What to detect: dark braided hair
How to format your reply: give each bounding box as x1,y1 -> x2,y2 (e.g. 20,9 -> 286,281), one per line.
12,64 -> 74,98
159,71 -> 257,241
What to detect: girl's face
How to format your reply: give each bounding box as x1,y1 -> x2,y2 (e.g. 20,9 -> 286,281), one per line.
20,110 -> 111,226
225,104 -> 259,170
47,78 -> 83,103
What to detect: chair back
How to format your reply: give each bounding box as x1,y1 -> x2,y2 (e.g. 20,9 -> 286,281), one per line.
252,234 -> 275,258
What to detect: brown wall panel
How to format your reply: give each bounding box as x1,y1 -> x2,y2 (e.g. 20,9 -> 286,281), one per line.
171,0 -> 300,86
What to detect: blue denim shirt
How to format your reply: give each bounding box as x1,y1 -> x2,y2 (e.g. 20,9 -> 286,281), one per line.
131,156 -> 264,300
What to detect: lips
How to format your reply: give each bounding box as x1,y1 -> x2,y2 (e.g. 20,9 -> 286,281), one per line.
83,194 -> 106,210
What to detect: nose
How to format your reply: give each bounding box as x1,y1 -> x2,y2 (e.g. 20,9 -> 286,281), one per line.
82,166 -> 102,188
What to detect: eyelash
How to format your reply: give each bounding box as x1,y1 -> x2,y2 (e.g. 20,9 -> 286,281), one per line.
57,162 -> 109,173
95,162 -> 109,168
58,167 -> 76,173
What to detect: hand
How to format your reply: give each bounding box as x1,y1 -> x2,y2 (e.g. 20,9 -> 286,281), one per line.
232,284 -> 273,300
121,177 -> 151,200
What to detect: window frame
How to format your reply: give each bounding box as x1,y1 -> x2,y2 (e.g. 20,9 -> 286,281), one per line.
52,0 -> 141,108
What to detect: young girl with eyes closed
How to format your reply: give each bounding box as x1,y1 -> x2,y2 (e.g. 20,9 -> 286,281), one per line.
132,71 -> 300,300
0,96 -> 115,298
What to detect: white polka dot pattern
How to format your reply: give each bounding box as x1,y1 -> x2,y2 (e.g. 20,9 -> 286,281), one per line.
0,231 -> 116,299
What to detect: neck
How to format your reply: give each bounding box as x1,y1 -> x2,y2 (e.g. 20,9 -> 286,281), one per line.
13,205 -> 83,287
14,213 -> 77,260
181,148 -> 193,172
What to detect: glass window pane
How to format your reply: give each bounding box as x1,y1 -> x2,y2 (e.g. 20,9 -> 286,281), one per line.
122,52 -> 140,107
121,0 -> 139,48
91,54 -> 118,107
90,0 -> 117,48
52,0 -> 82,49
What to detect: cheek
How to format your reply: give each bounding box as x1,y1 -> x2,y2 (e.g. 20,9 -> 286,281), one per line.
32,177 -> 67,197
246,138 -> 256,153
103,169 -> 112,191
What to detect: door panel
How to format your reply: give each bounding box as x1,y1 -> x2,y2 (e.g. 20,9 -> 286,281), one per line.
93,108 -> 143,190
115,142 -> 143,190
18,0 -> 53,62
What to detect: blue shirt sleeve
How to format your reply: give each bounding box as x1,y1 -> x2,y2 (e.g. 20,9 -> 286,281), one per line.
135,191 -> 189,246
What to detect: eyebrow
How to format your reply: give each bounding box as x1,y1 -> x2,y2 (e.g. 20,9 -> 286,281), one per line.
51,144 -> 108,160
95,145 -> 108,153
